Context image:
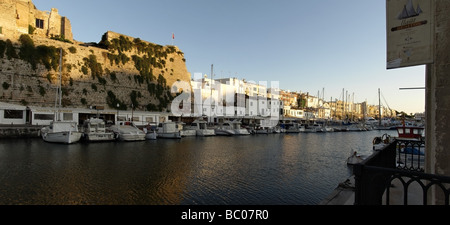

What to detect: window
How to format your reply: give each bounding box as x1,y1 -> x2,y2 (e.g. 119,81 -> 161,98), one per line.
4,110 -> 23,119
35,19 -> 44,29
63,113 -> 73,121
34,114 -> 54,120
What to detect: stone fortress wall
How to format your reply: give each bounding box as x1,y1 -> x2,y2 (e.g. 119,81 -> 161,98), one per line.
0,0 -> 191,112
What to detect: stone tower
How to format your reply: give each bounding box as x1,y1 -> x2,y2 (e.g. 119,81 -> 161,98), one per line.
0,0 -> 73,41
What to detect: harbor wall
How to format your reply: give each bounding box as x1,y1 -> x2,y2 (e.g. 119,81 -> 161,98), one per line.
0,125 -> 42,138
425,0 -> 450,205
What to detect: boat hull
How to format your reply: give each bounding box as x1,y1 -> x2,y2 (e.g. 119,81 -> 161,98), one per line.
215,129 -> 235,136
157,132 -> 182,139
180,130 -> 196,137
234,129 -> 250,135
83,133 -> 116,142
118,134 -> 146,141
196,129 -> 215,136
42,131 -> 82,144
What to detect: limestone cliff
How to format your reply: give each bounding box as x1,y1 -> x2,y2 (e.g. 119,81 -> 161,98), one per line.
0,31 -> 191,111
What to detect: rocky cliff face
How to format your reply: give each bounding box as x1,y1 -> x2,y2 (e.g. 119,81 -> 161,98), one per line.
0,32 -> 191,111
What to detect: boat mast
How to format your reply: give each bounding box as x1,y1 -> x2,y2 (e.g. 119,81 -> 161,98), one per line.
54,47 -> 63,122
378,88 -> 381,127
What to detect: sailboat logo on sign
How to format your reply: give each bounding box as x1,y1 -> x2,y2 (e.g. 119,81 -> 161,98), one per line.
397,0 -> 423,20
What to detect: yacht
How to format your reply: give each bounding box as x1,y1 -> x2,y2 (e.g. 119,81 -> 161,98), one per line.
176,122 -> 196,137
81,118 -> 116,142
155,121 -> 182,139
214,121 -> 236,136
185,119 -> 215,136
229,120 -> 250,135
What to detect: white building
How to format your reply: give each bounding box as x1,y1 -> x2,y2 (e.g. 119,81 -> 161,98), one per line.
0,102 -> 27,125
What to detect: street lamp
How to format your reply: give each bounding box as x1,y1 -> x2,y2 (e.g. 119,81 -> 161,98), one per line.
116,103 -> 120,124
131,103 -> 134,122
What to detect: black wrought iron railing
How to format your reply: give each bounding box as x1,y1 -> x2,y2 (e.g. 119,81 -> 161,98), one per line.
353,139 -> 450,205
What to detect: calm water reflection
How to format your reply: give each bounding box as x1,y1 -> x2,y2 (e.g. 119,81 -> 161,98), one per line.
0,130 -> 396,205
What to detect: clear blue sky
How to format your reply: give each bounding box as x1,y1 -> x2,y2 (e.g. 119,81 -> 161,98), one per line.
33,0 -> 426,114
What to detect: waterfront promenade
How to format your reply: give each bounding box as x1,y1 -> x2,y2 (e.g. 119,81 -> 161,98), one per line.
320,175 -> 423,205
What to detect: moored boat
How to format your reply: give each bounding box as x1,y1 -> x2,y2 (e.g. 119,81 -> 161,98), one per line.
214,121 -> 236,136
230,119 -> 250,135
176,122 -> 196,137
155,121 -> 182,139
110,122 -> 146,141
41,121 -> 82,144
81,118 -> 116,142
185,119 -> 215,136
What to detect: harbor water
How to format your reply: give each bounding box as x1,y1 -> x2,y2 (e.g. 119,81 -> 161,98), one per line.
0,130 -> 396,205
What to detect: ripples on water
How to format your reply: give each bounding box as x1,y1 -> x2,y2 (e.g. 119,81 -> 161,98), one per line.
0,130 -> 396,205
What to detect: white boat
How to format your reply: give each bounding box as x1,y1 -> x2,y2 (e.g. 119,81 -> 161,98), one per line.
81,118 -> 116,142
156,121 -> 181,139
281,122 -> 301,133
143,124 -> 157,140
41,121 -> 82,144
145,129 -> 157,140
214,121 -> 236,136
110,122 -> 146,141
176,122 -> 197,137
40,48 -> 82,144
185,119 -> 215,136
311,123 -> 324,132
229,120 -> 250,135
303,124 -> 317,133
251,126 -> 270,134
324,126 -> 334,132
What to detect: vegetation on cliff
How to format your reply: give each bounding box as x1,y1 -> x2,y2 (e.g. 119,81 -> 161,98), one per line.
0,33 -> 187,112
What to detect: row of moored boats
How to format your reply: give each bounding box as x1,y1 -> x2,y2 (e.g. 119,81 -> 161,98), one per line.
40,118 -> 374,144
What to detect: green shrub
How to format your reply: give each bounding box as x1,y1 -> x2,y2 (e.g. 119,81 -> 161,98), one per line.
28,25 -> 35,35
2,82 -> 10,90
0,40 -> 6,58
68,46 -> 77,54
38,86 -> 46,96
5,39 -> 18,60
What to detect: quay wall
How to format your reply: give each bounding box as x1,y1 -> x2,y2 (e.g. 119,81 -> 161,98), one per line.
0,125 -> 42,138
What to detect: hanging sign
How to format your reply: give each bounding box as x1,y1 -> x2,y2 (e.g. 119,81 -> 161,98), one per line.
386,0 -> 434,69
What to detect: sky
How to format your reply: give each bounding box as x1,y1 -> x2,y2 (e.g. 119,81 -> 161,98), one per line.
33,0 -> 426,114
